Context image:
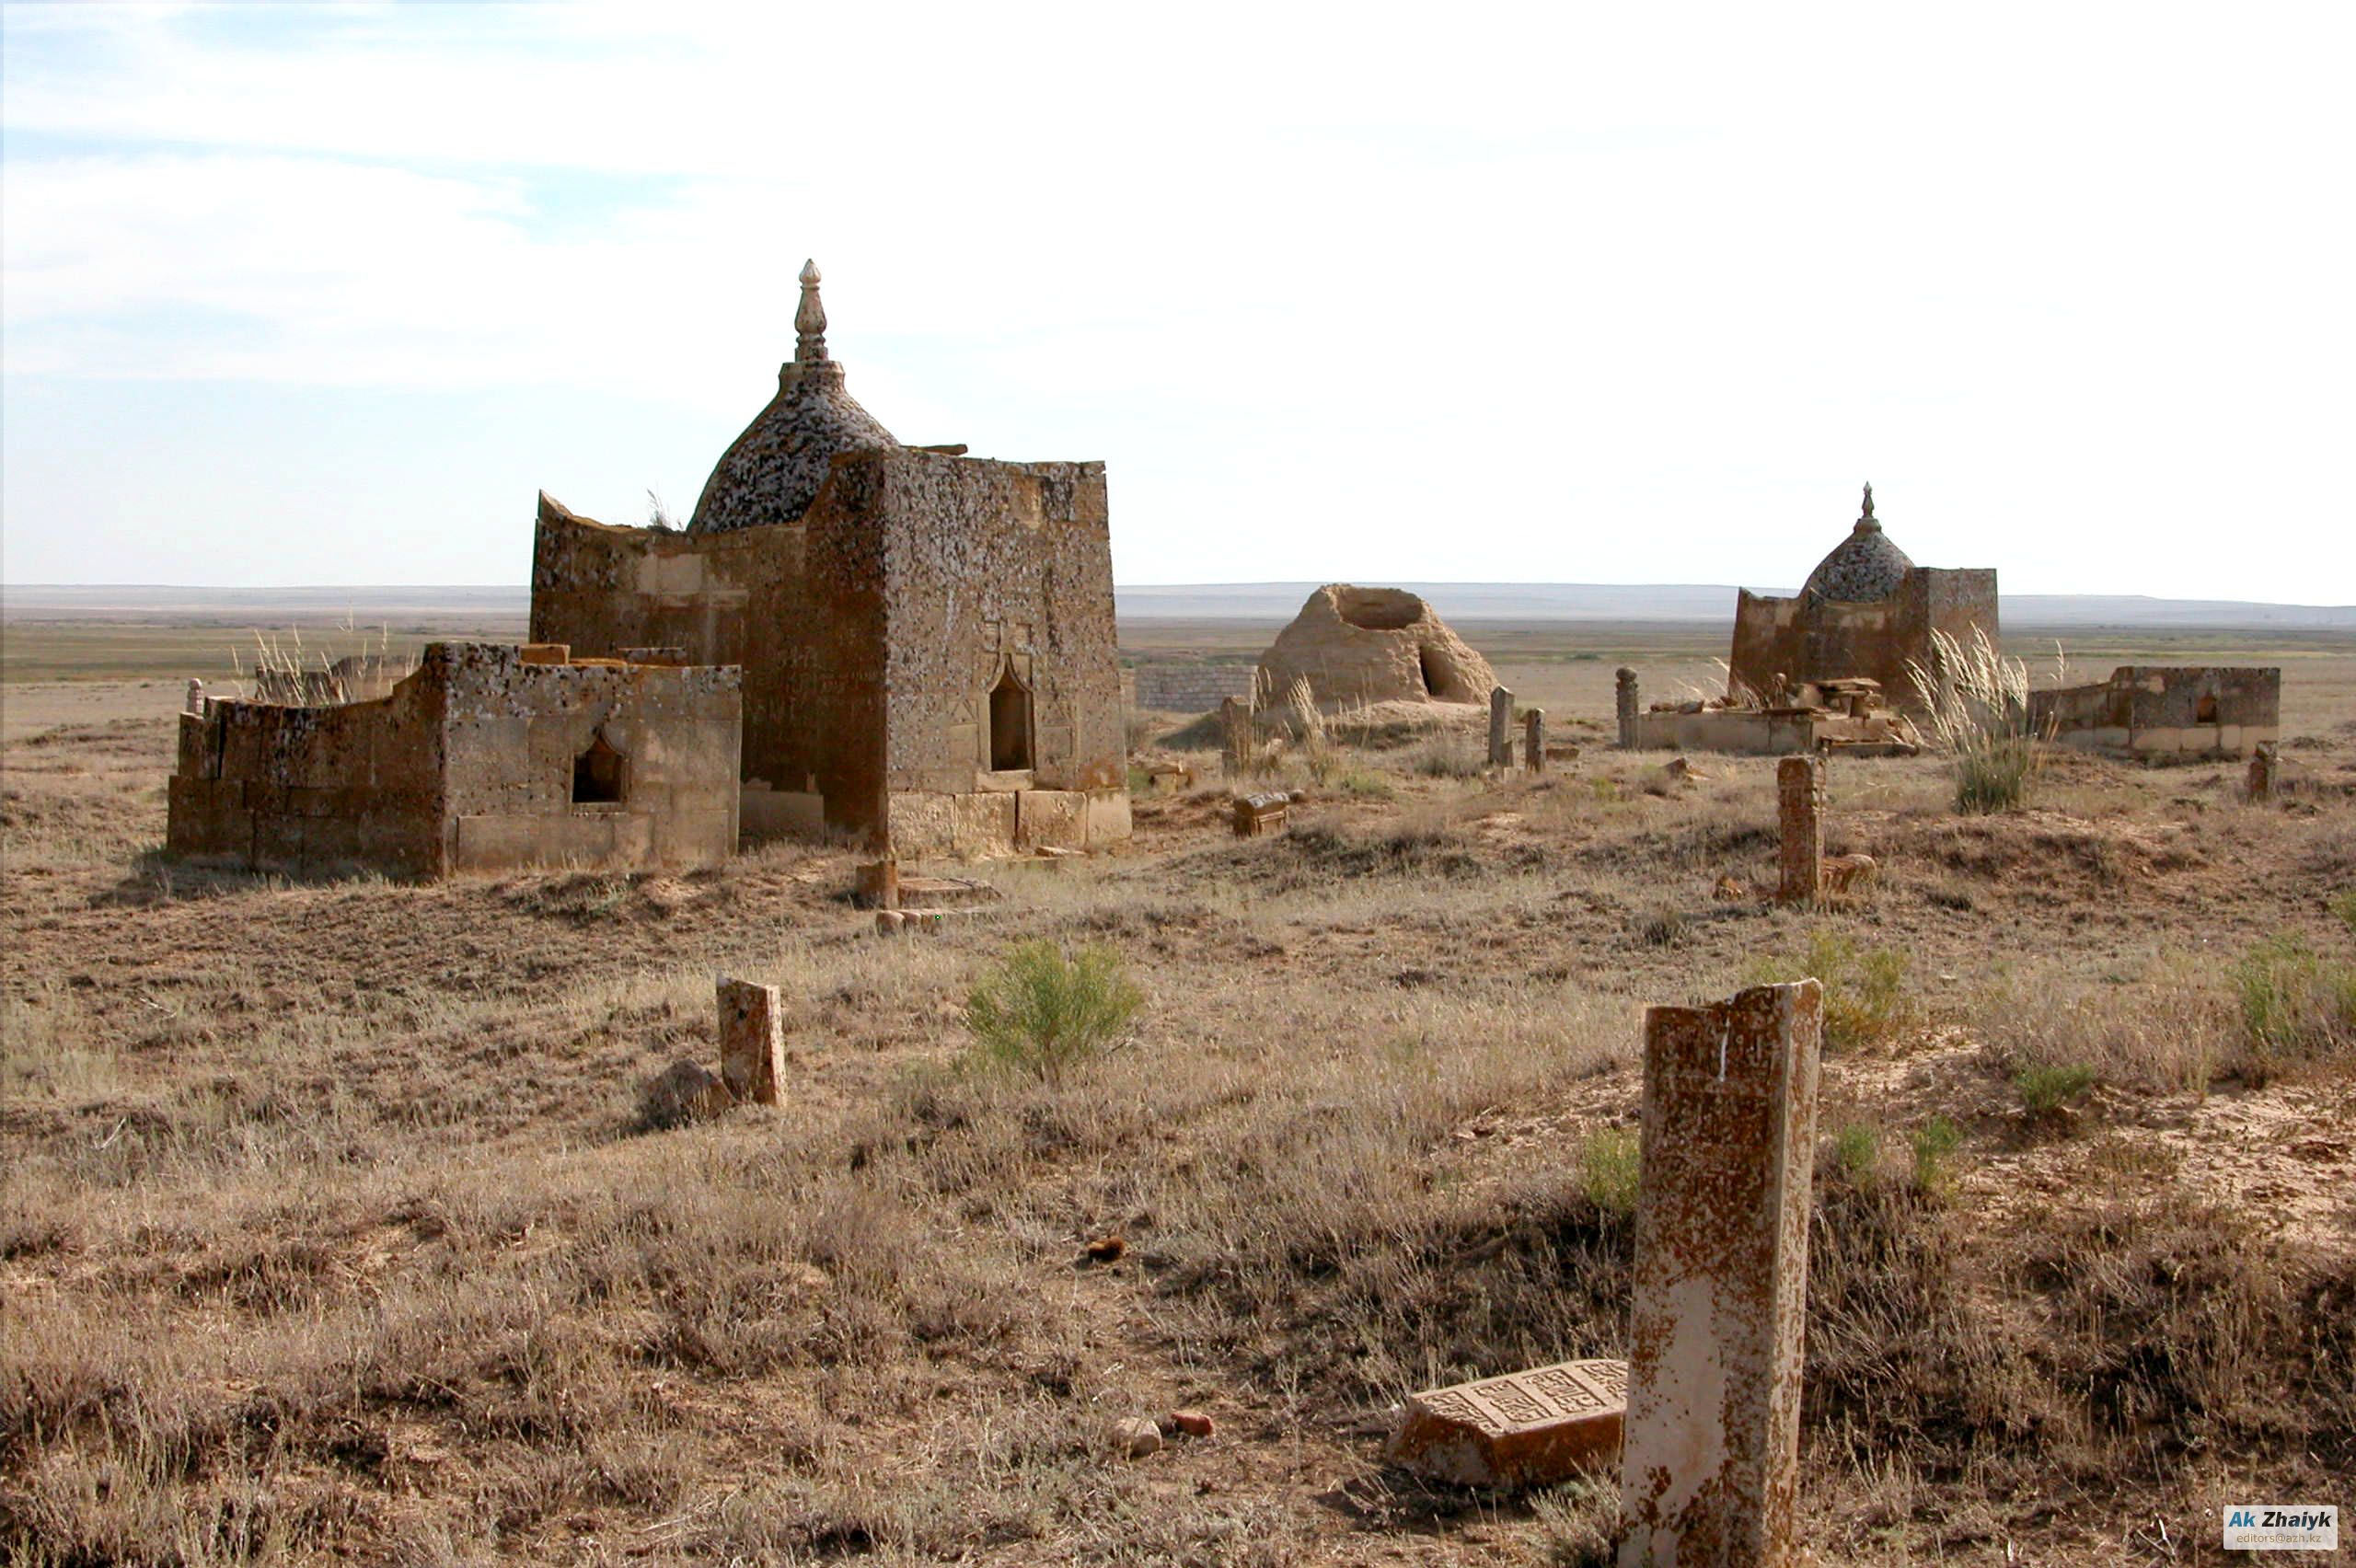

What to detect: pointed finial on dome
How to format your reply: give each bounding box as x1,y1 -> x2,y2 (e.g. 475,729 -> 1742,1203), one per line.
1858,481 -> 1878,530
795,259 -> 828,363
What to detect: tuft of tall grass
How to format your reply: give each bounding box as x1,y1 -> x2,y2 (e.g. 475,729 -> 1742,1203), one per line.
2014,1062 -> 2096,1113
1744,928 -> 1914,1049
964,941 -> 1145,1084
1576,1127 -> 1640,1217
1907,626 -> 2044,813
2229,934 -> 2356,1084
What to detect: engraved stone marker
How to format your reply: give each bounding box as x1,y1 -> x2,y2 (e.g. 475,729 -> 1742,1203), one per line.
2246,741 -> 2278,801
1220,697 -> 1249,780
1232,790 -> 1290,837
1524,709 -> 1547,774
1620,981 -> 1822,1568
716,976 -> 785,1107
1776,755 -> 1824,905
1616,668 -> 1641,749
855,858 -> 899,909
1389,1357 -> 1628,1487
1489,686 -> 1515,769
184,678 -> 206,716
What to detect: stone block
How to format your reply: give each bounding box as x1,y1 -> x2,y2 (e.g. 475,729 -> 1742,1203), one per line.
1232,791 -> 1290,837
1085,786 -> 1133,847
855,859 -> 900,909
716,976 -> 785,1107
885,791 -> 956,858
1620,981 -> 1821,1568
1389,1358 -> 1627,1487
641,1058 -> 732,1127
1776,755 -> 1824,905
1018,789 -> 1088,851
952,790 -> 1019,858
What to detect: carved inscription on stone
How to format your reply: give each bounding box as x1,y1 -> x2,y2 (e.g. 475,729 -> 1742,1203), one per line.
1387,1358 -> 1626,1487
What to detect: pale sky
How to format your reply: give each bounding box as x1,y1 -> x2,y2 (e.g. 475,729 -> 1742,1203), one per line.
4,2 -> 2351,600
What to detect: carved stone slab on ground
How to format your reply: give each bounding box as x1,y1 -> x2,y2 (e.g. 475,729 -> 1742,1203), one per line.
1232,791 -> 1291,837
1389,1357 -> 1627,1487
1620,980 -> 1821,1567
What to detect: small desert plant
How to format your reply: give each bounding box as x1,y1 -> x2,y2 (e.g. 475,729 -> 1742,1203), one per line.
1531,1472 -> 1622,1566
1829,1122 -> 1883,1186
964,941 -> 1144,1083
1909,1115 -> 1965,1198
1744,928 -> 1914,1049
1576,1126 -> 1641,1217
1907,626 -> 2043,813
1411,730 -> 1484,779
647,488 -> 680,530
2229,934 -> 2356,1083
2014,1062 -> 2096,1113
2330,886 -> 2356,938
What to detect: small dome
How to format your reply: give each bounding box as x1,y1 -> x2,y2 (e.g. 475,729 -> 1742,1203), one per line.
1801,483 -> 1914,602
688,261 -> 899,534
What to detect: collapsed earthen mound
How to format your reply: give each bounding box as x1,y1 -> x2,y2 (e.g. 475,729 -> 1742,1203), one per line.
1256,585 -> 1496,708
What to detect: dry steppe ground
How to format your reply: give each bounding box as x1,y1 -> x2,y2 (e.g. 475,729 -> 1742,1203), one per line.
4,615 -> 2354,1566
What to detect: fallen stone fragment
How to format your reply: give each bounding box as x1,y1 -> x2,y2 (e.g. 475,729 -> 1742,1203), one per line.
1386,1358 -> 1627,1487
1081,1233 -> 1126,1264
1165,1410 -> 1216,1439
640,1059 -> 733,1129
1113,1417 -> 1163,1458
1822,852 -> 1877,895
1376,1346 -> 1621,1488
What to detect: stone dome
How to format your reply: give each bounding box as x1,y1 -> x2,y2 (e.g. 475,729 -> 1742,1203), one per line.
688,260 -> 899,535
1257,585 -> 1497,708
1800,483 -> 1914,602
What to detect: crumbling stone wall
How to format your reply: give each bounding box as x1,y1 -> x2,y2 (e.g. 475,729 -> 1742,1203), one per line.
1728,567 -> 1996,708
168,643 -> 741,878
2029,665 -> 2280,758
1256,584 -> 1496,707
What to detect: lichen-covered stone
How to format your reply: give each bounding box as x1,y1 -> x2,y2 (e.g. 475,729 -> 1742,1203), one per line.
1389,1358 -> 1626,1487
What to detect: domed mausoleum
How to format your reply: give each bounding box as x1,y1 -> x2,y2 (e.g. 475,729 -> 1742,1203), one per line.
1727,485 -> 1996,707
529,262 -> 1129,859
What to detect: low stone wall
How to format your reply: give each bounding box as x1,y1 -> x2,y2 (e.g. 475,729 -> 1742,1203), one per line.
1129,663 -> 1257,714
167,643 -> 742,879
885,785 -> 1130,859
2030,665 -> 2280,758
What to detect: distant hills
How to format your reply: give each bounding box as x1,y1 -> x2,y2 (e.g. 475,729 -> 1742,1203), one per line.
5,582 -> 2350,630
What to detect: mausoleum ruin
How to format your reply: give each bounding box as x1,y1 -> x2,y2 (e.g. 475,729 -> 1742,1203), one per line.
1727,485 -> 1997,707
167,642 -> 742,879
1256,584 -> 1496,708
2029,664 -> 2281,758
527,261 -> 1130,859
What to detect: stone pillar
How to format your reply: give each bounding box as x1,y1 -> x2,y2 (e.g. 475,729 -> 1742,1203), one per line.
2246,742 -> 2277,801
1776,754 -> 1824,905
716,976 -> 785,1107
1620,981 -> 1822,1568
1616,669 -> 1641,749
1488,686 -> 1514,769
1220,697 -> 1248,781
184,678 -> 206,716
1524,709 -> 1546,774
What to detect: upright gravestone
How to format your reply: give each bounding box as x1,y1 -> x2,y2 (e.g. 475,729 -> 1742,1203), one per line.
1616,668 -> 1641,750
1620,980 -> 1822,1568
1524,709 -> 1547,774
1220,697 -> 1248,781
1776,755 -> 1824,905
2246,742 -> 2278,802
184,679 -> 206,716
1489,686 -> 1515,770
716,976 -> 786,1107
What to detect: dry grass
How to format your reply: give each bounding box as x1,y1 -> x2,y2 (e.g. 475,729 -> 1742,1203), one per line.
5,624 -> 2356,1563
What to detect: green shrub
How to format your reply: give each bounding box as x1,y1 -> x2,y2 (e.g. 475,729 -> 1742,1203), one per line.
2014,1062 -> 2096,1113
2230,934 -> 2356,1084
964,941 -> 1145,1084
1744,928 -> 1915,1049
2330,886 -> 2356,939
1955,735 -> 2038,814
1909,1115 -> 1965,1198
1531,1473 -> 1621,1566
1576,1126 -> 1641,1217
1829,1122 -> 1883,1186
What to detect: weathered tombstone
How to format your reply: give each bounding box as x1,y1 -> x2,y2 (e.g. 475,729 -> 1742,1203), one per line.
1524,709 -> 1547,774
1489,686 -> 1515,769
1616,668 -> 1641,749
715,976 -> 785,1107
1620,981 -> 1822,1568
184,678 -> 205,716
854,858 -> 900,909
1232,790 -> 1290,837
1776,754 -> 1824,905
1219,697 -> 1249,780
2246,742 -> 2278,801
1389,1357 -> 1627,1487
